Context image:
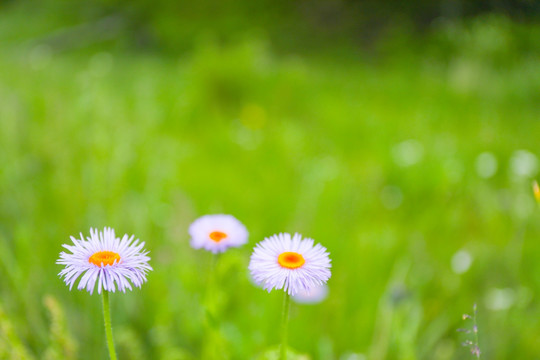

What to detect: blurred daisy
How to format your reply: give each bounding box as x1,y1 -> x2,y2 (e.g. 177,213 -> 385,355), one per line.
249,233 -> 331,296
57,227 -> 152,295
189,214 -> 248,253
292,284 -> 329,304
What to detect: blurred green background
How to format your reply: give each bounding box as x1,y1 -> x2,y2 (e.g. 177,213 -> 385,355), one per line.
1,0 -> 539,359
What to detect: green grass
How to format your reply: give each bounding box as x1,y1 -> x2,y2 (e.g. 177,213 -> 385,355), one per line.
0,13 -> 539,360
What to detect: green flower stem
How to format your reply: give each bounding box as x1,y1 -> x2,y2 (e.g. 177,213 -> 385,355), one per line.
203,253 -> 223,358
280,292 -> 291,360
205,253 -> 219,314
102,291 -> 117,360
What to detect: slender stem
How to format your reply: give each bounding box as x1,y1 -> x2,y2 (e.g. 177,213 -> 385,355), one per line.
202,253 -> 221,358
102,291 -> 117,360
210,252 -> 219,273
279,292 -> 291,360
205,253 -> 219,315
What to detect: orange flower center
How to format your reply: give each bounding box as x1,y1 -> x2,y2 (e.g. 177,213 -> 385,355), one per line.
89,251 -> 121,267
278,251 -> 305,269
209,231 -> 227,242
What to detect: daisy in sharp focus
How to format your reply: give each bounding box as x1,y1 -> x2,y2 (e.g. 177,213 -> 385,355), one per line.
189,214 -> 248,253
249,233 -> 331,296
57,227 -> 151,360
57,227 -> 152,295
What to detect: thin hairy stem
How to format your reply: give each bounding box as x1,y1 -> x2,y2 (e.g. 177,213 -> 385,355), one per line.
102,291 -> 117,360
279,292 -> 291,360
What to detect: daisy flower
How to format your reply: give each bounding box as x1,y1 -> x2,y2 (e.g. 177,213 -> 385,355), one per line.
189,214 -> 248,253
249,233 -> 331,296
57,227 -> 152,295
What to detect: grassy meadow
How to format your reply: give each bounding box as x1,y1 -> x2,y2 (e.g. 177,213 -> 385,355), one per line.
0,8 -> 540,360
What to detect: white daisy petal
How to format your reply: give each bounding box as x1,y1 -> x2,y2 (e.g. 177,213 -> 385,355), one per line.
248,233 -> 332,296
57,227 -> 152,294
188,214 -> 248,253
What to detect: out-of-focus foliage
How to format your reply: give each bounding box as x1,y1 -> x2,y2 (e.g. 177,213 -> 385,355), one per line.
0,2 -> 539,359
1,0 -> 539,55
